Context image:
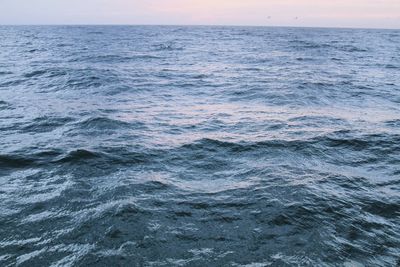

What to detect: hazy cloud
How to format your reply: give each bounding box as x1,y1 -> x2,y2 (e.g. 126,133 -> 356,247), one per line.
0,0 -> 399,28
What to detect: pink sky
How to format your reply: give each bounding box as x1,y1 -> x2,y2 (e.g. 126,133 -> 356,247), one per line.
1,0 -> 399,28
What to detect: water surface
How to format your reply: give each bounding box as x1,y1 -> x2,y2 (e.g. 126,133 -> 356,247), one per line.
0,26 -> 399,266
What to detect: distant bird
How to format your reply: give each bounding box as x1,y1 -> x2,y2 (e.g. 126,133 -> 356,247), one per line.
267,16 -> 271,20
294,17 -> 299,20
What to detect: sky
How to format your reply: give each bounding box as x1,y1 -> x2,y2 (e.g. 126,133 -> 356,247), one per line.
0,0 -> 399,29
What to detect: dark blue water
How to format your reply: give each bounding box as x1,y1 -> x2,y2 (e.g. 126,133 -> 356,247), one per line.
0,26 -> 399,266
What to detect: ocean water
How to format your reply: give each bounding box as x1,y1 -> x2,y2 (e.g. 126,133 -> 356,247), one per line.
0,26 -> 399,266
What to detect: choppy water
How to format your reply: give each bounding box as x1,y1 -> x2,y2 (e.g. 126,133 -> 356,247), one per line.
0,26 -> 399,266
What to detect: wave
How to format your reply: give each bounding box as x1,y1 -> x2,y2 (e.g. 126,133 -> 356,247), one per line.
56,149 -> 102,163
65,117 -> 148,135
23,70 -> 47,78
0,154 -> 37,169
181,134 -> 398,152
0,149 -> 152,174
22,68 -> 68,80
56,43 -> 72,47
0,79 -> 25,88
75,117 -> 132,130
176,134 -> 400,168
21,116 -> 74,133
0,71 -> 13,76
288,39 -> 368,52
385,64 -> 399,69
296,57 -> 314,61
0,100 -> 13,110
152,43 -> 184,51
56,148 -> 152,167
47,69 -> 68,78
0,150 -> 64,170
385,119 -> 400,127
69,54 -> 161,63
1,131 -> 398,171
338,45 -> 368,52
288,39 -> 332,50
87,31 -> 104,35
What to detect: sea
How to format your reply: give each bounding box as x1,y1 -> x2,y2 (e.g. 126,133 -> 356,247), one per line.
0,26 -> 399,266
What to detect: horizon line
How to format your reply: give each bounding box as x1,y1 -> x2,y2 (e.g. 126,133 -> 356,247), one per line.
0,23 -> 399,30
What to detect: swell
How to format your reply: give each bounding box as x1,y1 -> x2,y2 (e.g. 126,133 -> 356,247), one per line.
181,133 -> 400,154
0,148 -> 153,171
2,132 -> 398,171
175,133 -> 400,170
